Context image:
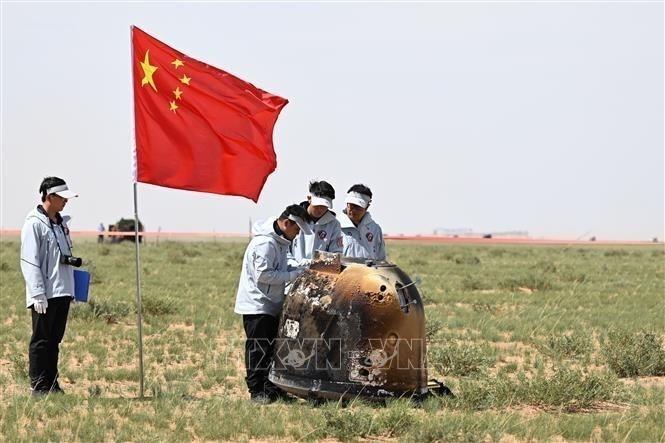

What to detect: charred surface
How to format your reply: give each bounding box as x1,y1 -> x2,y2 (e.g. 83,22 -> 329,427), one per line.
270,251 -> 430,401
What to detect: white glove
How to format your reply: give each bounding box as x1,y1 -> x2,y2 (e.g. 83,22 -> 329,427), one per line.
289,268 -> 304,281
32,294 -> 48,314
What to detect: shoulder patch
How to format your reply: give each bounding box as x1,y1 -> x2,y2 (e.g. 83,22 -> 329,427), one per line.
318,230 -> 327,240
366,232 -> 374,242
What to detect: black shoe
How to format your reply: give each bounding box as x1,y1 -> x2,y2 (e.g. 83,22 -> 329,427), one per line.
267,387 -> 295,403
50,384 -> 65,394
250,391 -> 277,405
31,389 -> 49,398
263,381 -> 294,402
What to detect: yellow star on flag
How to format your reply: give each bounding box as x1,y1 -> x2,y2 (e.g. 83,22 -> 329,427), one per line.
180,74 -> 191,86
169,101 -> 179,113
140,50 -> 158,92
171,59 -> 184,69
173,87 -> 183,100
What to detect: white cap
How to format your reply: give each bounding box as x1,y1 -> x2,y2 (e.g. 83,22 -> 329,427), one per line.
345,191 -> 371,209
309,194 -> 333,209
288,214 -> 313,235
46,184 -> 78,199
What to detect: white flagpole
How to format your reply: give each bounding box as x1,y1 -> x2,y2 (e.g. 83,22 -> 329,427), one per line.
130,25 -> 145,398
133,182 -> 145,398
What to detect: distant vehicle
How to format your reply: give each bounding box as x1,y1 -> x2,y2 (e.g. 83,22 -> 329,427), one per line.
109,218 -> 144,243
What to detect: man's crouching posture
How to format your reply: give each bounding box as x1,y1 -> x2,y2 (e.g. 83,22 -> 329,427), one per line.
234,204 -> 312,404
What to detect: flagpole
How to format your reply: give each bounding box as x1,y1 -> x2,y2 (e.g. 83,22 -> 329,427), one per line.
133,181 -> 145,398
130,25 -> 145,399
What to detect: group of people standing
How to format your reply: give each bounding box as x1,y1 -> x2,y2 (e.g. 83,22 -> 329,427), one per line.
234,180 -> 385,404
19,175 -> 384,403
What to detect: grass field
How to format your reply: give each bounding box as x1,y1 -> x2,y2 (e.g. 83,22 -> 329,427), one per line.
1,238 -> 664,442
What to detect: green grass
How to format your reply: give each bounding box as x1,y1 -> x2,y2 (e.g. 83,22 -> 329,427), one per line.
538,330 -> 594,361
1,238 -> 663,441
428,341 -> 496,376
601,329 -> 665,377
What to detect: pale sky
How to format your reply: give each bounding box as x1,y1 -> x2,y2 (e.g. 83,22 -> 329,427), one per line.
1,2 -> 663,240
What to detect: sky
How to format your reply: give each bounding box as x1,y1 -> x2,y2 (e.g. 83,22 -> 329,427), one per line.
1,1 -> 663,240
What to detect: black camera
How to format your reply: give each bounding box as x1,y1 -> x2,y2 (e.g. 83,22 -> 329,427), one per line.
61,255 -> 83,267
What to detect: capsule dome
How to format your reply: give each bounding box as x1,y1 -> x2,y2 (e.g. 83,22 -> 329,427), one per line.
269,251 -> 430,401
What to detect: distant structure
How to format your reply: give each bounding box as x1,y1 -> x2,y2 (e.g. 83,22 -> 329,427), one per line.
433,228 -> 529,238
433,228 -> 474,236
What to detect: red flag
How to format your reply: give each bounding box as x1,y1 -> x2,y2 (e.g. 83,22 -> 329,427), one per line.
131,26 -> 288,201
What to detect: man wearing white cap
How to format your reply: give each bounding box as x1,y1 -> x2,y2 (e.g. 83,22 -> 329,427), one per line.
338,184 -> 386,261
234,204 -> 312,404
288,180 -> 343,267
20,176 -> 80,396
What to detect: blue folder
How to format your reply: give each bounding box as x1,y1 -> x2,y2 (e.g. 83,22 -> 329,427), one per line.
73,269 -> 90,302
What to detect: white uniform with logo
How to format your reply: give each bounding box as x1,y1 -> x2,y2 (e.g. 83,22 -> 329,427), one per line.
20,208 -> 75,308
288,205 -> 343,267
235,218 -> 303,317
338,211 -> 386,261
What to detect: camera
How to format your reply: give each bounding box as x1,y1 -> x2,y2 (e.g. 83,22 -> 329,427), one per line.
61,255 -> 83,267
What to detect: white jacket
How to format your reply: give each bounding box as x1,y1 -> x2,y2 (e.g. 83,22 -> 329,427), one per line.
288,204 -> 343,266
234,218 -> 301,317
20,207 -> 75,307
338,211 -> 386,261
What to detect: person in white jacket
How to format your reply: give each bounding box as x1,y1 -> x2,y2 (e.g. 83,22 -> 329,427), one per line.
288,180 -> 343,268
234,204 -> 312,404
20,176 -> 79,396
338,184 -> 386,261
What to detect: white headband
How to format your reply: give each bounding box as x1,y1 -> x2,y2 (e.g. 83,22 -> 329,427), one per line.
345,191 -> 371,209
46,184 -> 78,198
288,214 -> 313,235
309,193 -> 333,209
46,185 -> 67,194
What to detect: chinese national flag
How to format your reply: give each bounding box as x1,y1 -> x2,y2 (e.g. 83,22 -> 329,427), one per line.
131,26 -> 288,201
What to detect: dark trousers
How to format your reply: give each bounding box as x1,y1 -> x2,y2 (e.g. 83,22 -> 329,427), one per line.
29,297 -> 70,391
242,314 -> 279,394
